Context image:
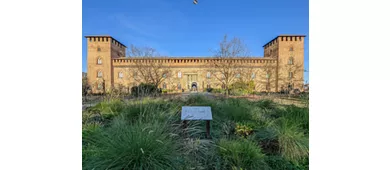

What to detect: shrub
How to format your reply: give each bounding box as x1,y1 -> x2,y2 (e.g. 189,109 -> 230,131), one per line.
162,89 -> 168,94
217,139 -> 268,170
131,83 -> 161,97
229,81 -> 255,96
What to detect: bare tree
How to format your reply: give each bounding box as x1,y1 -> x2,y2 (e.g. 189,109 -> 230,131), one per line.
253,61 -> 277,93
209,35 -> 250,96
126,44 -> 171,88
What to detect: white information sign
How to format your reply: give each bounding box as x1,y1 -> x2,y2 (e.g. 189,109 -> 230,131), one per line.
181,106 -> 212,120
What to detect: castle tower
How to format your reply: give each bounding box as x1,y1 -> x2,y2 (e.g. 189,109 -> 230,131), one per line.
263,35 -> 305,92
85,35 -> 126,93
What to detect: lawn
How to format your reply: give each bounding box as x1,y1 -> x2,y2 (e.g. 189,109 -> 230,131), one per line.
82,94 -> 309,170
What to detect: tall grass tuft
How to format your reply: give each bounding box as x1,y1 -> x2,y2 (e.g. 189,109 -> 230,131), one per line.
217,138 -> 268,170
271,118 -> 309,164
280,105 -> 309,133
83,117 -> 181,170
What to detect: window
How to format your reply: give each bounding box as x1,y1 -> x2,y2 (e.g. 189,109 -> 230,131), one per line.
289,47 -> 294,51
178,71 -> 182,78
266,83 -> 270,91
178,83 -> 181,90
98,83 -> 103,90
118,72 -> 123,79
206,72 -> 211,78
266,73 -> 270,79
97,71 -> 103,78
133,72 -> 137,79
251,73 -> 256,79
97,58 -> 102,65
288,57 -> 294,65
162,82 -> 167,89
236,73 -> 240,78
163,73 -> 167,78
97,46 -> 101,52
289,72 -> 293,79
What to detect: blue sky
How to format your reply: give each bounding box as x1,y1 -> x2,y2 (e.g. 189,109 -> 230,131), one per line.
82,0 -> 309,83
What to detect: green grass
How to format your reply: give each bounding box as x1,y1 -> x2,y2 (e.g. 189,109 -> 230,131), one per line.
218,138 -> 268,169
82,95 -> 309,169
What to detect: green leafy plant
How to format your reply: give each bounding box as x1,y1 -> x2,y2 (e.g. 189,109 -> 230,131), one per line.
235,123 -> 254,138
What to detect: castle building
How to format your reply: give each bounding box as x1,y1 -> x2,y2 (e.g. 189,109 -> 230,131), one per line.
85,35 -> 305,93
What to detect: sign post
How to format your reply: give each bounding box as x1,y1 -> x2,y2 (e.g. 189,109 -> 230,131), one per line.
181,106 -> 212,139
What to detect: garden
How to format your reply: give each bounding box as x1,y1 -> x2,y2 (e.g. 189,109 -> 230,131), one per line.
82,94 -> 309,170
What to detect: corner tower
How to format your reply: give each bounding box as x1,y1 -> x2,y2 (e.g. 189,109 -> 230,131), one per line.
263,35 -> 305,92
85,35 -> 126,93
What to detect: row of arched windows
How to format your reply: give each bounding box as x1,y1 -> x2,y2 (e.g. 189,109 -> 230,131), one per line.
97,71 -> 262,80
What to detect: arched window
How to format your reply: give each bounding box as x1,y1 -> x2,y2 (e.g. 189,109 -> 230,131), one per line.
133,72 -> 137,80
289,72 -> 293,79
178,71 -> 182,78
288,57 -> 294,65
178,83 -> 181,90
97,71 -> 103,78
236,73 -> 240,78
289,47 -> 294,51
162,82 -> 167,89
97,58 -> 102,65
118,72 -> 123,78
97,46 -> 101,52
206,72 -> 211,78
163,73 -> 167,78
251,73 -> 256,79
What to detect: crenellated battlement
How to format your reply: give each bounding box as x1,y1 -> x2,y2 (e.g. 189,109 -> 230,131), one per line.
112,57 -> 277,65
85,35 -> 127,49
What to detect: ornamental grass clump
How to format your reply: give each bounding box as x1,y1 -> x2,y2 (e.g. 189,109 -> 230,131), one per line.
217,138 -> 268,170
83,117 -> 182,170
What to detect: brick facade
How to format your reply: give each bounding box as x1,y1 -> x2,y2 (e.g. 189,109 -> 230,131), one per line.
86,35 -> 305,93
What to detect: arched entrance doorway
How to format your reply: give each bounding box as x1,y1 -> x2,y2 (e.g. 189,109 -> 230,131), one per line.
191,82 -> 198,91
